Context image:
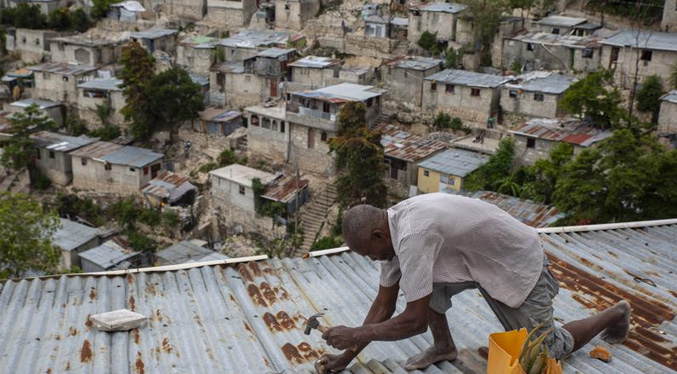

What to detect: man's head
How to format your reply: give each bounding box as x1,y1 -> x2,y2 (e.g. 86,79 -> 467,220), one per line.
342,205 -> 394,261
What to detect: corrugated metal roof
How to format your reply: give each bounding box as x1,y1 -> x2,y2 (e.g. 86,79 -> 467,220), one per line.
52,218 -> 101,252
602,30 -> 677,52
110,0 -> 145,11
504,72 -> 576,95
189,74 -> 209,87
261,176 -> 309,203
2,221 -> 676,373
101,146 -> 164,168
79,240 -> 139,270
220,30 -> 301,49
70,141 -> 124,160
209,164 -> 277,187
378,124 -> 447,163
509,30 -> 604,49
141,172 -> 197,203
661,90 -> 677,104
297,83 -> 385,102
156,240 -> 226,265
510,118 -> 613,147
130,28 -> 177,39
415,3 -> 467,13
30,131 -> 97,152
257,47 -> 296,58
537,15 -> 587,28
390,17 -> 408,26
180,35 -> 219,48
366,14 -> 388,23
210,61 -> 245,73
78,78 -> 123,91
426,69 -> 511,88
418,149 -> 489,177
449,190 -> 563,228
386,56 -> 444,71
10,98 -> 62,109
199,108 -> 243,122
289,56 -> 341,68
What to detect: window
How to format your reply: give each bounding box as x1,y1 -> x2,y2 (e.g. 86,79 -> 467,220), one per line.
321,131 -> 327,142
284,4 -> 290,10
36,149 -> 41,160
641,50 -> 652,61
471,88 -> 480,97
526,138 -> 536,149
366,98 -> 373,107
534,93 -> 544,101
404,71 -> 408,78
610,47 -> 619,62
448,176 -> 455,186
49,151 -> 55,159
271,120 -> 279,132
509,89 -> 518,98
143,166 -> 148,175
582,48 -> 594,59
262,117 -> 271,129
35,38 -> 40,45
62,76 -> 69,82
280,121 -> 285,133
423,170 -> 429,177
21,37 -> 26,44
251,115 -> 259,126
445,84 -> 455,93
551,28 -> 560,35
431,82 -> 437,91
130,167 -> 136,172
239,186 -> 245,195
81,158 -> 87,166
333,69 -> 340,78
104,162 -> 112,170
526,43 -> 534,51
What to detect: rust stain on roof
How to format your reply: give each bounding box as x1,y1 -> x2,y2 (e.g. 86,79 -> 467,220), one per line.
80,340 -> 93,363
281,342 -> 324,365
128,295 -> 136,311
263,312 -> 283,332
133,328 -> 140,345
377,124 -> 447,163
89,288 -> 97,301
135,352 -> 145,374
260,282 -> 278,305
248,284 -> 267,306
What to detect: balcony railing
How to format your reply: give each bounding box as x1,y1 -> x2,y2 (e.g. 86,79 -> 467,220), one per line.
298,107 -> 336,122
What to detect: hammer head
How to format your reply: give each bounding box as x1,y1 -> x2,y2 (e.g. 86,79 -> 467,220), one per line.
303,313 -> 324,335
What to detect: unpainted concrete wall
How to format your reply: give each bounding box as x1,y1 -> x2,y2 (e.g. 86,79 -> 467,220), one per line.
500,89 -> 562,118
422,82 -> 498,125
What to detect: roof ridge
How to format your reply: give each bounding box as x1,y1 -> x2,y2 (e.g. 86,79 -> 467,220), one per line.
538,218 -> 677,233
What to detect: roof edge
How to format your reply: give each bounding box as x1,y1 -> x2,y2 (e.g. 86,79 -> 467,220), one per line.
307,246 -> 350,257
537,218 -> 677,234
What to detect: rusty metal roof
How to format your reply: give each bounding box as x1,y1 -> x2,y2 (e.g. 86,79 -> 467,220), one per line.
261,176 -> 309,203
510,118 -> 613,147
378,124 -> 447,163
1,221 -> 676,374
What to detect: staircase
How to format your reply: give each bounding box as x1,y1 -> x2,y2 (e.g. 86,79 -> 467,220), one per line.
391,41 -> 409,56
376,109 -> 394,125
299,183 -> 337,252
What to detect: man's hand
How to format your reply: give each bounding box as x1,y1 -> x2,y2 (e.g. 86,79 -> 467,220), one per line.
314,353 -> 352,374
322,325 -> 363,350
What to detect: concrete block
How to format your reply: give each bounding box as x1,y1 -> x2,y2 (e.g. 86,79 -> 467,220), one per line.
89,309 -> 147,332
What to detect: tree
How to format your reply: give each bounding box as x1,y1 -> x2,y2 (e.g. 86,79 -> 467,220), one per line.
71,9 -> 91,32
120,41 -> 155,139
95,102 -> 113,127
464,137 -> 516,191
47,8 -> 71,31
0,104 -> 56,171
91,0 -> 116,19
635,75 -> 663,124
417,31 -> 438,55
329,102 -> 387,208
3,3 -> 46,29
560,70 -> 623,129
459,0 -> 506,66
145,67 -> 204,135
0,193 -> 60,279
526,142 -> 574,204
445,48 -> 463,69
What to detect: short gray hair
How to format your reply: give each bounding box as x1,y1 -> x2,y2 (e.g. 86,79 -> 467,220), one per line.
342,204 -> 384,245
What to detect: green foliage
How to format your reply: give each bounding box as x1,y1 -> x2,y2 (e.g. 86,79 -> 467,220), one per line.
417,31 -> 438,55
431,113 -> 465,132
138,208 -> 161,226
192,162 -> 217,178
91,0 -> 117,19
636,75 -> 664,124
65,112 -> 89,136
459,0 -> 506,66
464,137 -> 516,191
107,196 -> 141,229
218,149 -> 246,167
1,3 -> 46,29
214,48 -> 225,63
127,229 -> 158,253
161,210 -> 181,231
51,193 -> 105,226
310,236 -> 343,251
329,102 -> 387,208
94,102 -> 113,127
585,0 -> 663,25
523,142 -> 574,204
0,192 -> 60,279
1,104 -> 57,171
89,125 -> 121,141
145,67 -> 205,132
252,177 -> 287,219
71,9 -> 92,32
30,168 -> 52,190
510,59 -> 523,73
121,41 -> 156,139
445,48 -> 463,69
47,8 -> 71,31
560,70 -> 623,129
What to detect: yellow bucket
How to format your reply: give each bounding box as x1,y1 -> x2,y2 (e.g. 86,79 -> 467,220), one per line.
487,329 -> 563,374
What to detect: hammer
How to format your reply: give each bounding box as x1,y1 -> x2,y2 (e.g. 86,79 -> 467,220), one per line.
304,313 -> 328,335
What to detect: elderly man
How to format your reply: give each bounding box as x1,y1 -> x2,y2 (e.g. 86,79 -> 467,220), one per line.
316,193 -> 631,373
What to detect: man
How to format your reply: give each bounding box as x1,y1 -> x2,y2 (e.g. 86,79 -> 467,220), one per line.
316,193 -> 631,373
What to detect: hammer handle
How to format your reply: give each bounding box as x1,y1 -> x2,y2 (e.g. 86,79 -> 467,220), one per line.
316,324 -> 329,334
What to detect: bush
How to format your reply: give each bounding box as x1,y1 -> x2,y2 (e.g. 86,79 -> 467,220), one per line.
162,210 -> 181,231
65,114 -> 88,136
89,125 -> 121,141
2,4 -> 46,29
445,49 -> 463,69
311,236 -> 343,251
417,31 -> 437,54
47,8 -> 71,31
128,229 -> 158,253
636,75 -> 664,124
218,149 -> 245,166
31,168 -> 52,190
108,197 -> 140,228
138,208 -> 161,226
52,193 -> 105,226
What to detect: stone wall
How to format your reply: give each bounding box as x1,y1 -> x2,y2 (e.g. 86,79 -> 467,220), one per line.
12,29 -> 57,63
289,123 -> 335,175
408,11 -> 456,44
275,0 -> 320,30
176,45 -> 215,75
247,116 -> 290,163
658,100 -> 677,136
49,42 -> 121,66
223,72 -> 265,108
603,46 -> 677,89
291,67 -> 340,89
513,135 -> 586,165
382,66 -> 439,107
502,39 -> 601,73
662,0 -> 677,31
422,82 -> 498,125
318,34 -> 395,59
35,149 -> 72,186
72,157 -> 163,195
33,72 -> 95,104
500,89 -> 561,119
77,91 -> 126,129
143,0 -> 207,21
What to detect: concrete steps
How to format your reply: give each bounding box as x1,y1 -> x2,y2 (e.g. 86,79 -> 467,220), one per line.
391,41 -> 409,56
298,182 -> 338,253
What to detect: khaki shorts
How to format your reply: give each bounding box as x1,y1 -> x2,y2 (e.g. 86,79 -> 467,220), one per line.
430,263 -> 575,359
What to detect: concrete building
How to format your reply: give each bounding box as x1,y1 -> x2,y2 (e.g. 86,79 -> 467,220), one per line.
6,29 -> 60,62
176,36 -> 219,75
29,131 -> 97,186
130,28 -> 178,55
70,141 -> 165,195
408,3 -> 467,45
108,0 -> 147,21
77,78 -> 125,128
422,69 -> 511,125
156,240 -> 228,265
509,118 -> 612,165
285,83 -> 385,174
502,31 -> 604,73
535,15 -> 587,35
260,174 -> 309,218
209,61 -> 263,108
380,56 -> 443,107
501,72 -> 576,119
7,98 -> 64,126
275,0 -> 320,30
1,68 -> 35,96
217,30 -> 305,63
141,171 -> 198,208
196,107 -> 244,136
144,0 -> 207,20
8,0 -> 65,14
378,124 -> 446,189
245,47 -> 297,98
245,104 -> 290,164
417,148 -> 488,193
52,218 -> 101,270
49,33 -> 125,66
210,164 -> 276,214
289,56 -> 342,89
662,0 -> 677,31
365,15 -> 389,38
205,0 -> 258,27
28,63 -> 98,105
658,91 -> 677,138
79,240 -> 141,272
601,30 -> 677,89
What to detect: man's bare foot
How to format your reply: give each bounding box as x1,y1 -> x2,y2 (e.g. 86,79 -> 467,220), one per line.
404,345 -> 458,370
601,300 -> 632,344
